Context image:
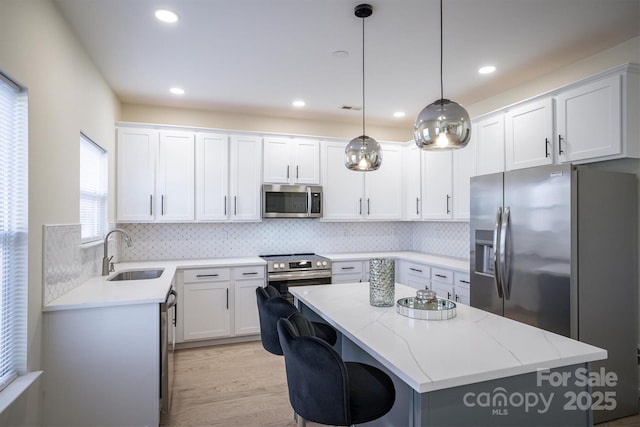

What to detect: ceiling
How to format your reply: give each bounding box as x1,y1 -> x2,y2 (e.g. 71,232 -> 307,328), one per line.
54,0 -> 640,129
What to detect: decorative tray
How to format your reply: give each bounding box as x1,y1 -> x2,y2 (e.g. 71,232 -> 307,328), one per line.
396,289 -> 457,320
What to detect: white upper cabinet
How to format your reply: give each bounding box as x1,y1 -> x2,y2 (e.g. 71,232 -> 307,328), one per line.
421,151 -> 453,220
364,144 -> 402,220
452,141 -> 477,221
157,130 -> 195,221
474,113 -> 505,175
117,128 -> 158,222
229,135 -> 262,221
402,144 -> 422,220
263,137 -> 320,184
117,128 -> 194,222
555,73 -> 622,163
195,132 -> 229,221
321,141 -> 402,221
505,97 -> 554,170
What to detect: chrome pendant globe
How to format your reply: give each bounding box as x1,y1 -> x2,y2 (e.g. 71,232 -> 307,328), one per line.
414,99 -> 471,150
345,135 -> 382,171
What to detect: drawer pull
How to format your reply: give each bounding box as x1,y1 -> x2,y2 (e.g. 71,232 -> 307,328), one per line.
447,292 -> 451,299
435,274 -> 447,279
459,279 -> 470,284
196,274 -> 219,278
242,272 -> 259,276
341,266 -> 355,270
409,267 -> 423,273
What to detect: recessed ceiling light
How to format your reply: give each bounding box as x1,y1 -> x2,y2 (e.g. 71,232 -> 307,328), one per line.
478,65 -> 496,75
169,87 -> 185,95
155,9 -> 180,23
393,111 -> 406,118
292,100 -> 306,108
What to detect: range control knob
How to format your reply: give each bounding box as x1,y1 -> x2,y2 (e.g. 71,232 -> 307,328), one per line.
273,263 -> 279,269
322,261 -> 328,266
279,263 -> 285,269
316,261 -> 321,267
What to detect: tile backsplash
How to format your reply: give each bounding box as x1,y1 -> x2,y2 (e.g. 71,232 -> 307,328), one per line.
43,221 -> 469,304
116,221 -> 470,261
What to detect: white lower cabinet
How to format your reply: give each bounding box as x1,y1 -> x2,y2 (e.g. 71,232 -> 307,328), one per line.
431,268 -> 470,305
454,271 -> 471,305
332,260 -> 368,284
397,260 -> 431,290
179,265 -> 265,342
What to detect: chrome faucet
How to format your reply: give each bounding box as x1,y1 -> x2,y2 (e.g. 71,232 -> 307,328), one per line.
102,228 -> 133,276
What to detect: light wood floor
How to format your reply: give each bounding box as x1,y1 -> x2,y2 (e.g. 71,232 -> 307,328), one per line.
163,341 -> 640,427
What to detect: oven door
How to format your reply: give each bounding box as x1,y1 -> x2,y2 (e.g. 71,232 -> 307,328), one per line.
267,270 -> 331,302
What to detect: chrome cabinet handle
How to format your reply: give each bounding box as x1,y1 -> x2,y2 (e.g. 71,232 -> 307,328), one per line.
558,135 -> 565,155
234,196 -> 237,215
149,195 -> 153,216
446,195 -> 451,214
286,165 -> 290,179
224,195 -> 227,215
296,165 -> 299,179
359,198 -> 362,215
416,197 -> 420,215
161,194 -> 165,216
367,198 -> 370,215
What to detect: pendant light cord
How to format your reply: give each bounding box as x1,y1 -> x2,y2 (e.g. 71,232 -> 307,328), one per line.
361,15 -> 366,139
439,0 -> 444,102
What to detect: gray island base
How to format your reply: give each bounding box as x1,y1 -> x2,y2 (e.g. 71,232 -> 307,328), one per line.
292,283 -> 608,427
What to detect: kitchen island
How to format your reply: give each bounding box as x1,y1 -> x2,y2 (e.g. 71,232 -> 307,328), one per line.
290,282 -> 607,427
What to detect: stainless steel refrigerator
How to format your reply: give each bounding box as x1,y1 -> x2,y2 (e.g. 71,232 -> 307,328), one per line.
470,163 -> 638,423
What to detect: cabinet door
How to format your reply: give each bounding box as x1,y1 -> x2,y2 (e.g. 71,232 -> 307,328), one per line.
475,114 -> 505,175
556,73 -> 622,162
365,144 -> 402,220
452,141 -> 477,221
398,261 -> 431,290
321,141 -> 365,220
196,132 -> 229,221
234,279 -> 263,336
230,135 -> 262,221
116,128 -> 158,221
157,131 -> 195,221
454,271 -> 471,305
293,139 -> 320,184
505,98 -> 554,170
402,144 -> 422,220
432,281 -> 455,300
332,261 -> 364,283
263,138 -> 291,183
422,151 -> 453,220
183,282 -> 231,340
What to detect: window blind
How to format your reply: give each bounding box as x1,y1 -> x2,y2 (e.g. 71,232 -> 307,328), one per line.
0,71 -> 28,392
79,133 -> 107,243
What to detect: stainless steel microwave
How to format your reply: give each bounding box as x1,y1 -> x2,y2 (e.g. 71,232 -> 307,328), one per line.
262,184 -> 322,218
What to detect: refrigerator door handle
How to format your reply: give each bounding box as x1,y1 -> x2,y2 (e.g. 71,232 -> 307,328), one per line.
493,207 -> 504,298
500,207 -> 512,300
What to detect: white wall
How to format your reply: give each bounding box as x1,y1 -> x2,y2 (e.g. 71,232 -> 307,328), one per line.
0,1 -> 120,425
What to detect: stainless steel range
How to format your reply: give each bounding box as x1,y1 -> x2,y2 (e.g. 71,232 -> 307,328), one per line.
260,253 -> 332,301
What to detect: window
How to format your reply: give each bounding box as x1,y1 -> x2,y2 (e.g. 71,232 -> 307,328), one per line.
0,71 -> 28,392
79,134 -> 107,243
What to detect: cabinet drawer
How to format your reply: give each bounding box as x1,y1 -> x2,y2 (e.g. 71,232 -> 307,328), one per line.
233,265 -> 265,280
431,267 -> 453,284
405,262 -> 430,279
454,271 -> 470,289
332,261 -> 363,275
183,267 -> 231,283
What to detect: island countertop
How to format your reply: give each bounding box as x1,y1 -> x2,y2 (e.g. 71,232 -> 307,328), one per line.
289,282 -> 607,394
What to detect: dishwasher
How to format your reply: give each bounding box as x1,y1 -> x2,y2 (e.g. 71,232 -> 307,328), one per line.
160,285 -> 178,416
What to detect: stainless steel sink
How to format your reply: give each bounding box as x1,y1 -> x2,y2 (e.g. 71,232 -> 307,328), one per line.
107,268 -> 165,281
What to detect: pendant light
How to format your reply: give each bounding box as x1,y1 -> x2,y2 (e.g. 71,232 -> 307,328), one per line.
414,0 -> 471,150
345,4 -> 382,171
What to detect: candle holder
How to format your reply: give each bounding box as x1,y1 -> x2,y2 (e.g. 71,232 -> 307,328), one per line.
369,258 -> 395,307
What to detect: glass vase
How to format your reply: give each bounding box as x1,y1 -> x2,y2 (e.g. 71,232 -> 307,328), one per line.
369,258 -> 395,307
